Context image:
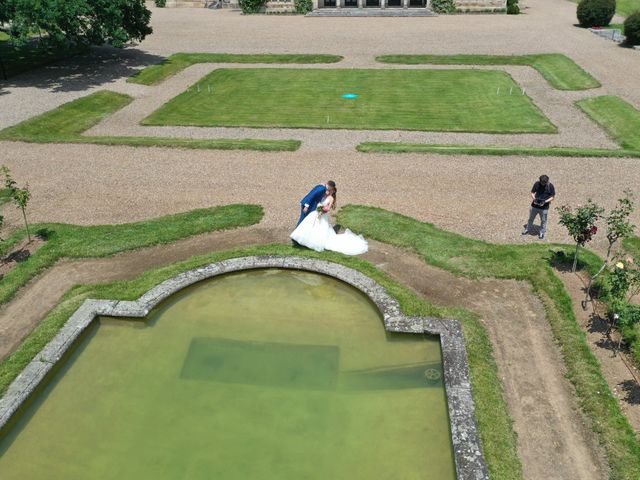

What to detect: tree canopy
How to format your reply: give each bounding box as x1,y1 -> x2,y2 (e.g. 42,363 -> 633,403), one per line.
0,0 -> 152,47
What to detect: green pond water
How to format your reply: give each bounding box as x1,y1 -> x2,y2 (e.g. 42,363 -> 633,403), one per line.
0,269 -> 456,479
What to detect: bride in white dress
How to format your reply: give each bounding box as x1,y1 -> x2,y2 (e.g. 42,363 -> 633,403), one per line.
290,185 -> 368,256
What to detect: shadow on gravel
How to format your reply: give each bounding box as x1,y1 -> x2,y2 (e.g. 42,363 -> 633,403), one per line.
0,45 -> 165,93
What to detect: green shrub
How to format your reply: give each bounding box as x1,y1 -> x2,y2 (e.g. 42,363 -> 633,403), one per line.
608,300 -> 640,364
577,0 -> 616,27
506,0 -> 519,14
624,12 -> 640,45
431,0 -> 456,13
294,0 -> 313,13
155,0 -> 166,6
239,0 -> 266,12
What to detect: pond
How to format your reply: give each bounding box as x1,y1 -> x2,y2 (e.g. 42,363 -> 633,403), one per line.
0,269 -> 455,479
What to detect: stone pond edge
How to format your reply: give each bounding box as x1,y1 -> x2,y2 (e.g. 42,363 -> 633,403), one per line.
0,255 -> 488,480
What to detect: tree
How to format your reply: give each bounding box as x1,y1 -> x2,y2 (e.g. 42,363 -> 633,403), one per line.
3,0 -> 152,48
1,166 -> 32,242
558,200 -> 604,272
582,191 -> 635,308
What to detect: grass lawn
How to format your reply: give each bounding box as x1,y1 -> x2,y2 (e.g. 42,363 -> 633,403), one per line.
337,205 -> 640,480
0,91 -> 301,152
357,94 -> 640,158
376,54 -> 600,91
143,68 -> 556,134
356,142 -> 640,158
0,39 -> 87,80
576,96 -> 640,150
128,53 -> 344,86
617,0 -> 640,16
0,242 -> 522,480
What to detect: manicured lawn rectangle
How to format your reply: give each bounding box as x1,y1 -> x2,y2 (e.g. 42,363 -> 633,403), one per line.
0,91 -> 301,152
577,96 -> 640,150
128,53 -> 343,85
143,68 -> 556,134
376,54 -> 600,91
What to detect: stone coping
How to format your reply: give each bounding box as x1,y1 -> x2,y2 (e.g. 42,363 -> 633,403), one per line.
0,255 -> 488,480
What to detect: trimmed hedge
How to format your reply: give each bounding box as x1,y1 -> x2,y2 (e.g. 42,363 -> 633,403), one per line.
431,0 -> 456,13
295,0 -> 313,13
239,0 -> 266,13
577,0 -> 616,27
507,0 -> 520,14
624,11 -> 640,45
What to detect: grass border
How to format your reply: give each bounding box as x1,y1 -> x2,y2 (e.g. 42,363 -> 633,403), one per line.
356,142 -> 640,158
0,242 -> 523,479
0,91 -> 301,152
375,53 -> 601,91
127,53 -> 344,86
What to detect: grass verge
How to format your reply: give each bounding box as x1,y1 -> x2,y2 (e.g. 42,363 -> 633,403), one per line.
0,91 -> 301,152
577,96 -> 640,151
356,142 -> 640,158
0,241 -> 522,479
143,68 -> 556,134
376,53 -> 600,91
128,53 -> 344,86
0,203 -> 263,308
337,205 -> 640,480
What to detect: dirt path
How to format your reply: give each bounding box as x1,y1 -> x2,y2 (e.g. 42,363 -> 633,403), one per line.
0,226 -> 284,361
0,231 -> 609,479
557,269 -> 640,433
364,242 -> 608,480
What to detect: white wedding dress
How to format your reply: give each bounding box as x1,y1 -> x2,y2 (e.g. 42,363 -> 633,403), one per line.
290,198 -> 368,256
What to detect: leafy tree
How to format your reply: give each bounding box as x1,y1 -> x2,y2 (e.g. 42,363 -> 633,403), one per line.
582,191 -> 635,307
2,0 -> 152,48
1,166 -> 32,242
558,200 -> 604,272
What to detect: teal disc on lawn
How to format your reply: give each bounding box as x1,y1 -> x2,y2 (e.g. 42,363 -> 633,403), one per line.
342,93 -> 359,99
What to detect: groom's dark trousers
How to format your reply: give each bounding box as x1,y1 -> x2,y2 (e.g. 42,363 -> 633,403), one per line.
297,184 -> 326,226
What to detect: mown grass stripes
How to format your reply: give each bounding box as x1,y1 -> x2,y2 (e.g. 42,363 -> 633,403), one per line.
128,53 -> 343,86
376,53 -> 600,91
0,91 -> 301,151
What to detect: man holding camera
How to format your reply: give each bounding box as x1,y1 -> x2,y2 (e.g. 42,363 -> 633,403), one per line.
522,174 -> 555,240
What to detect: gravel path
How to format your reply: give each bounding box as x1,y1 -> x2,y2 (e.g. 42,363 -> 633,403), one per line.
1,141 -> 639,255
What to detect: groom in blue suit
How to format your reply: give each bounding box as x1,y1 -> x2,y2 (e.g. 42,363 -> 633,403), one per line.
296,180 -> 335,226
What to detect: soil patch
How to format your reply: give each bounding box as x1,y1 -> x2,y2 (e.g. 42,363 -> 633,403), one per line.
364,241 -> 607,480
556,268 -> 640,433
0,226 -> 284,361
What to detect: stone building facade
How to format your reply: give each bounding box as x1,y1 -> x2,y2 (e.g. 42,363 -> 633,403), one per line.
165,0 -> 506,12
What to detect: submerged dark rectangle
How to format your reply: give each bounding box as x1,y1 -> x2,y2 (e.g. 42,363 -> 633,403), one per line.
181,337 -> 340,390
340,363 -> 443,390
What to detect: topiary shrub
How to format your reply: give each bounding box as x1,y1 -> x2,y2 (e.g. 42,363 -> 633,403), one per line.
155,0 -> 166,6
624,11 -> 640,45
294,0 -> 313,13
431,0 -> 456,13
577,0 -> 616,27
239,0 -> 267,12
506,0 -> 519,14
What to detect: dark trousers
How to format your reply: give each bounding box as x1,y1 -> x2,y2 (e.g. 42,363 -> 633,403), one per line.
297,206 -> 309,226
